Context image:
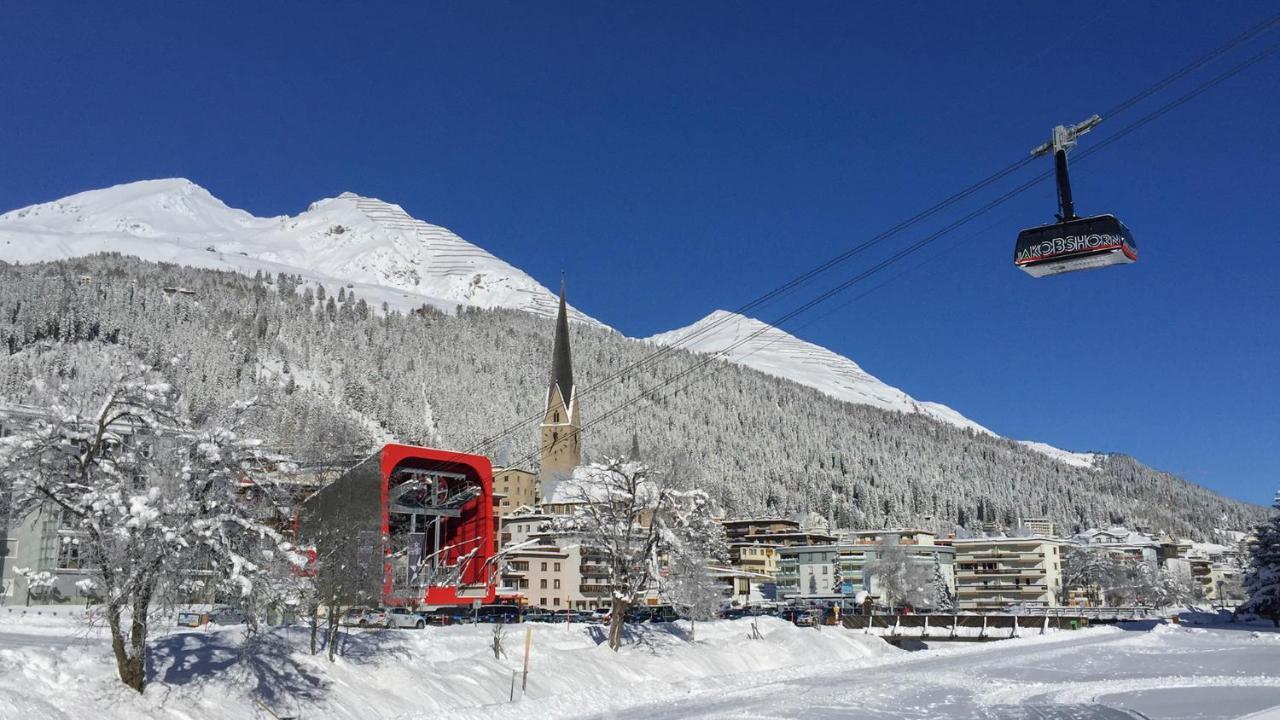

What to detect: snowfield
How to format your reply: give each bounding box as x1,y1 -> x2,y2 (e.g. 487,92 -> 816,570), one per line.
0,179 -> 604,326
0,611 -> 1276,719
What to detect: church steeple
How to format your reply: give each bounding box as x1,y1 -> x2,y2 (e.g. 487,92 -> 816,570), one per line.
549,278 -> 574,410
539,279 -> 581,482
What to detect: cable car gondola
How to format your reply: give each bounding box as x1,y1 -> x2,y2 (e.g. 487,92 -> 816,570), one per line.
1014,116 -> 1138,277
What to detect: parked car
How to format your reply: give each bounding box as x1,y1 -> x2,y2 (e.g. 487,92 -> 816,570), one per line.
476,604 -> 522,624
341,607 -> 371,626
618,605 -> 677,624
776,608 -> 816,627
416,609 -> 452,626
551,609 -> 596,623
361,607 -> 390,627
721,606 -> 772,620
523,609 -> 556,623
422,605 -> 475,625
386,606 -> 426,629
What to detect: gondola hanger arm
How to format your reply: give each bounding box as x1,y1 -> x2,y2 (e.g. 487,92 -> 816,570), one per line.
1030,114 -> 1102,157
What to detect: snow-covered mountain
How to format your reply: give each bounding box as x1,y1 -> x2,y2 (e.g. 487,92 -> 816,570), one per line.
647,310 -> 1098,468
2,179 -> 1099,468
0,179 -> 603,326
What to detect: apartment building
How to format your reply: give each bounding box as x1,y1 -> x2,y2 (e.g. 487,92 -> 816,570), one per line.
952,536 -> 1066,610
492,467 -> 539,517
775,530 -> 955,604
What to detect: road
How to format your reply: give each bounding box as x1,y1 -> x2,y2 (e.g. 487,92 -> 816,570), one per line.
585,625 -> 1280,720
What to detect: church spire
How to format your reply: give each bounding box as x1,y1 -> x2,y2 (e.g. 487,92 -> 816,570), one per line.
549,278 -> 574,409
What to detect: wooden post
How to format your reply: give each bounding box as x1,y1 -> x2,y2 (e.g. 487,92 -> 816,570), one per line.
509,669 -> 517,702
521,626 -> 533,694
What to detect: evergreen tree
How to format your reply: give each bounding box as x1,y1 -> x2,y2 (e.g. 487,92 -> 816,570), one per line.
1242,491 -> 1280,627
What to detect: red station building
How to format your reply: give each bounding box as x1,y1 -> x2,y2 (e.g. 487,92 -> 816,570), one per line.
298,443 -> 498,607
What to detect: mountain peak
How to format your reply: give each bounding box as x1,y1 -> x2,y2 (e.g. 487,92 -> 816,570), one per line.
0,179 -> 606,328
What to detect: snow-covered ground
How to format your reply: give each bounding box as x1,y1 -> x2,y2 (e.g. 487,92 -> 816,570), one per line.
0,609 -> 1275,719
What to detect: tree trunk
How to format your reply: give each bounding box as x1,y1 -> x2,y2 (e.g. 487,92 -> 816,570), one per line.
106,600 -> 146,693
309,604 -> 319,655
326,599 -> 341,662
608,597 -> 628,651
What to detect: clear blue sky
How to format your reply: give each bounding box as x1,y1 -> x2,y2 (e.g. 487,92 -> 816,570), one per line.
2,2 -> 1277,505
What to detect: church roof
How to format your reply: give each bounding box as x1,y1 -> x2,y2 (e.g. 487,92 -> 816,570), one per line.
550,279 -> 574,407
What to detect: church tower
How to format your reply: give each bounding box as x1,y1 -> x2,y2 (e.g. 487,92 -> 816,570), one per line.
539,281 -> 581,483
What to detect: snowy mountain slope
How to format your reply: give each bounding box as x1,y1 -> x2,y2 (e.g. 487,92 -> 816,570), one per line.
647,310 -> 1098,468
0,179 -> 603,326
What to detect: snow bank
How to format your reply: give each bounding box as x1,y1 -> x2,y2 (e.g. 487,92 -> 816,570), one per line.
0,617 -> 893,719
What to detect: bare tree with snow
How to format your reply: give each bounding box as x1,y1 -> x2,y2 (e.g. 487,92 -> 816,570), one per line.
552,459 -> 665,650
0,359 -> 297,692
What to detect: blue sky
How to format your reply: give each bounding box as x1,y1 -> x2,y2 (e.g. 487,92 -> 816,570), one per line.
2,2 -> 1277,505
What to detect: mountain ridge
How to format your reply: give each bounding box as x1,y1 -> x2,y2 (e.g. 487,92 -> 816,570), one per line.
647,309 -> 1099,469
0,178 -> 604,327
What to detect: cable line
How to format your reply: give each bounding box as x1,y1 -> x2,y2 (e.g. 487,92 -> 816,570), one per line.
466,12 -> 1280,463
505,39 -> 1280,472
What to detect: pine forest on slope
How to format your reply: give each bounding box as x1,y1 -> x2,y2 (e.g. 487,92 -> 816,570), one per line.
0,255 -> 1263,539
1,179 -> 1101,468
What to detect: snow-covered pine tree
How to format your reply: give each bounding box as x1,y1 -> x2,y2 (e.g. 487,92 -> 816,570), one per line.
930,565 -> 955,612
865,538 -> 934,612
662,488 -> 729,641
1241,491 -> 1280,627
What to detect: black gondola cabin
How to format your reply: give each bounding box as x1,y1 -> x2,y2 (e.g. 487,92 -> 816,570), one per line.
1013,214 -> 1137,277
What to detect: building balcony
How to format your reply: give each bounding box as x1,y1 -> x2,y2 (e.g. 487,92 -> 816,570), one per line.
957,584 -> 1048,595
956,551 -> 1046,562
956,568 -> 1044,579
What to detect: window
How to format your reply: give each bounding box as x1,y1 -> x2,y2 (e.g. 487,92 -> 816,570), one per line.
554,579 -> 561,589
554,562 -> 561,572
541,562 -> 547,571
553,598 -> 560,607
3,538 -> 15,559
57,537 -> 89,570
540,579 -> 548,589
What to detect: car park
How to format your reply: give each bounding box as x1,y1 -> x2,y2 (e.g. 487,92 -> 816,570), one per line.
524,609 -> 556,623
